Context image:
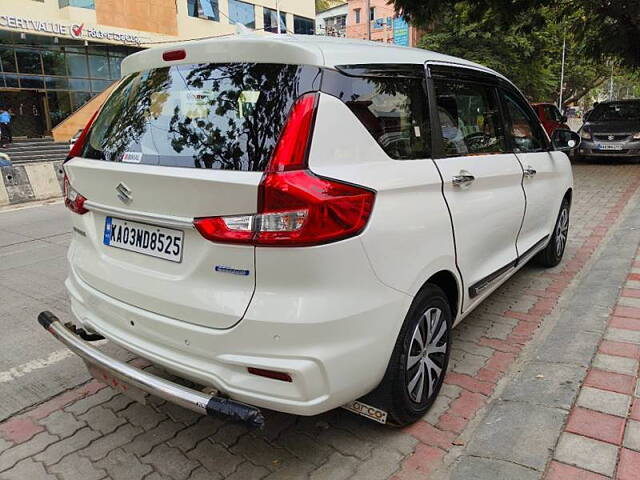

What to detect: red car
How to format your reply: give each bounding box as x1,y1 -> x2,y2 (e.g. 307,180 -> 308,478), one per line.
531,103 -> 570,137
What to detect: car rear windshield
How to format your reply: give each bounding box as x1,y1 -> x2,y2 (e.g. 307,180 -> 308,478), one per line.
82,63 -> 320,171
589,102 -> 640,122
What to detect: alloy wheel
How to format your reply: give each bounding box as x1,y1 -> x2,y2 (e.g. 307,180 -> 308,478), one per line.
555,207 -> 569,257
406,307 -> 449,403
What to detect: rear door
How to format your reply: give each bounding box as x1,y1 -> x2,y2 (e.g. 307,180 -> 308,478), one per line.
66,62 -> 320,329
429,67 -> 526,310
500,90 -> 563,256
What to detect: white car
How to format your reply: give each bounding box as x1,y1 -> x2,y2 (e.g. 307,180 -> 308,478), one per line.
40,35 -> 578,428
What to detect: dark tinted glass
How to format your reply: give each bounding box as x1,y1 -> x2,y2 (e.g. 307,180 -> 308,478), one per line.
502,91 -> 547,152
82,63 -> 321,171
263,7 -> 286,33
42,50 -> 66,76
0,48 -> 16,73
322,70 -> 430,159
589,102 -> 640,121
294,16 -> 314,35
434,79 -> 505,156
16,49 -> 42,74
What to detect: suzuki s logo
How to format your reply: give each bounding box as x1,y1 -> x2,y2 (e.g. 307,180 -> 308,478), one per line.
116,182 -> 132,204
608,135 -> 615,141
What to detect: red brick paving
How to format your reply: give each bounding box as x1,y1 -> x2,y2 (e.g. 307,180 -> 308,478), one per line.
583,368 -> 636,395
617,448 -> 640,480
613,306 -> 640,319
598,340 -> 640,359
565,407 -> 625,445
609,316 -> 640,331
0,417 -> 43,444
621,288 -> 640,298
631,399 -> 640,422
545,461 -> 609,480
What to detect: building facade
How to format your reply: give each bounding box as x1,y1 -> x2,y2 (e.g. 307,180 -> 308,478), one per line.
0,0 -> 315,138
345,0 -> 420,47
316,3 -> 347,38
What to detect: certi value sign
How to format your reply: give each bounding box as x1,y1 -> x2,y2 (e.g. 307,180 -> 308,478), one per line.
0,15 -> 142,45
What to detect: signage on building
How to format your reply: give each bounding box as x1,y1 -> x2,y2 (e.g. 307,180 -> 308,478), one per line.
393,16 -> 409,46
0,15 -> 142,45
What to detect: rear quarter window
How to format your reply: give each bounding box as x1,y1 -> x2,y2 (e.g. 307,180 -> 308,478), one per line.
322,68 -> 431,160
82,63 -> 321,171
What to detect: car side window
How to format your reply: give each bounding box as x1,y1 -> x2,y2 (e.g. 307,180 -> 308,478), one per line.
501,91 -> 548,153
433,79 -> 506,157
544,105 -> 563,123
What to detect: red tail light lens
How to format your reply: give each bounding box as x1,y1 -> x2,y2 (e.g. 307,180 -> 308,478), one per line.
66,109 -> 99,162
247,367 -> 292,382
63,174 -> 88,215
162,49 -> 186,62
194,93 -> 376,247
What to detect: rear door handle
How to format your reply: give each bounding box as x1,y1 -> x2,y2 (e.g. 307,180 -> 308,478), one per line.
524,166 -> 537,178
452,171 -> 475,186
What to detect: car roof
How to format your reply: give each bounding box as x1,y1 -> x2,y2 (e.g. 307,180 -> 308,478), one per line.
122,33 -> 504,79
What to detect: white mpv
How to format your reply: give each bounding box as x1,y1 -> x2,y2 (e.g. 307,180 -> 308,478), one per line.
40,35 -> 579,428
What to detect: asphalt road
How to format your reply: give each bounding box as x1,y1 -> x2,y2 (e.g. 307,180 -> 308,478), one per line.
0,202 -> 131,421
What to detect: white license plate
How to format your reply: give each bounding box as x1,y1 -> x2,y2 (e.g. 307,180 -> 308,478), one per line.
103,217 -> 184,263
597,143 -> 623,151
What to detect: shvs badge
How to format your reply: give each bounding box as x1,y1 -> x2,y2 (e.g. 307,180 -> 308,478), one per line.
342,400 -> 388,424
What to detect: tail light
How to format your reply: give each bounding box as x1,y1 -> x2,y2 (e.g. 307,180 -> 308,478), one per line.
194,93 -> 375,247
66,108 -> 99,162
64,174 -> 88,215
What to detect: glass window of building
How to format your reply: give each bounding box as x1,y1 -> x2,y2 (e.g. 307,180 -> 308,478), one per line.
59,0 -> 96,8
263,7 -> 286,33
187,0 -> 219,21
354,8 -> 361,24
42,50 -> 66,76
228,0 -> 255,28
16,49 -> 42,75
294,16 -> 314,35
89,55 -> 110,79
66,53 -> 89,77
0,48 -> 16,73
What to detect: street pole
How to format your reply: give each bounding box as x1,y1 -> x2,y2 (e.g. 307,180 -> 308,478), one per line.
366,0 -> 371,40
276,0 -> 281,34
558,29 -> 566,111
609,63 -> 614,101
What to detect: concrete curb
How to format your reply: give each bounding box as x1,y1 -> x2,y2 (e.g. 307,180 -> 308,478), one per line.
0,161 -> 64,207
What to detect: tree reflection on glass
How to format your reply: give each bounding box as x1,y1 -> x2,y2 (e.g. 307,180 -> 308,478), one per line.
84,63 -> 315,172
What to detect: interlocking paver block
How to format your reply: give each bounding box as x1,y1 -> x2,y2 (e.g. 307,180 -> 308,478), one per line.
450,455 -> 539,480
565,407 -> 625,445
605,328 -> 640,345
102,394 -> 134,413
119,402 -> 166,430
78,405 -> 126,435
545,460 -> 609,480
593,353 -> 639,375
0,432 -> 58,472
577,387 -> 632,417
48,453 -> 107,480
188,466 -> 222,480
309,452 -> 359,480
0,417 -> 44,444
210,422 -> 249,448
156,402 -> 201,426
230,434 -> 295,468
141,444 -> 200,480
317,427 -> 373,460
34,426 -> 100,466
225,461 -> 270,480
96,448 -> 153,480
0,458 -> 56,480
554,432 -> 618,476
277,431 -> 334,466
624,419 -> 640,451
188,440 -> 244,477
122,419 -> 184,456
38,410 -> 86,439
65,387 -> 116,416
168,416 -> 223,452
351,447 -> 403,480
79,423 -> 143,461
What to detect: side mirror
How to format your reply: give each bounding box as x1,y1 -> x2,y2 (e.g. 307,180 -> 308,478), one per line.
561,115 -> 568,123
551,129 -> 580,152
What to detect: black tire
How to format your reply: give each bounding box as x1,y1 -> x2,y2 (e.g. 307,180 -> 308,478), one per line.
373,285 -> 453,426
535,197 -> 570,268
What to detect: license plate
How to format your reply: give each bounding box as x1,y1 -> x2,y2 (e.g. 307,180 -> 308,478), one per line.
87,363 -> 148,405
103,217 -> 184,263
597,143 -> 623,151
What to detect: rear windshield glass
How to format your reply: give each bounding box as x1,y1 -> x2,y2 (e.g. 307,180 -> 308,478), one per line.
589,102 -> 640,122
82,63 -> 320,171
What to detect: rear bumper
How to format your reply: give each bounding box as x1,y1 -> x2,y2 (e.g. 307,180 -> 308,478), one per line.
65,260 -> 410,416
37,311 -> 265,428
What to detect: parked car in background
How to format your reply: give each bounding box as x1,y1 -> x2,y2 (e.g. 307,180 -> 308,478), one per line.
40,35 -> 578,428
577,100 -> 640,160
0,152 -> 11,167
531,102 -> 570,137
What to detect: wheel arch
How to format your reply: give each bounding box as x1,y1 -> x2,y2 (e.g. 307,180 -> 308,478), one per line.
564,188 -> 573,206
417,270 -> 461,321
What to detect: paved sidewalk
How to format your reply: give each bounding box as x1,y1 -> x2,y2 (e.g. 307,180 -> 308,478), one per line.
1,162 -> 639,479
